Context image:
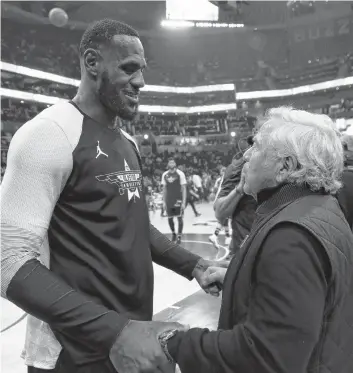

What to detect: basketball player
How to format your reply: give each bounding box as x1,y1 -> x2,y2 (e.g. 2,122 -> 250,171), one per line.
1,19 -> 227,373
162,158 -> 187,244
209,167 -> 231,249
185,174 -> 201,217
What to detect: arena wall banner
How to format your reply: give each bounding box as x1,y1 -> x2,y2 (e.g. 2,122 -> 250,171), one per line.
288,16 -> 353,67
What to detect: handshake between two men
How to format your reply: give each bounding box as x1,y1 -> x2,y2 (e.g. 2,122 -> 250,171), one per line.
109,260 -> 228,373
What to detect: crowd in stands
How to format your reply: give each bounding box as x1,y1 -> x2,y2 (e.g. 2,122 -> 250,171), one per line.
2,15 -> 352,187
1,127 -> 234,194
1,98 -> 255,136
1,131 -> 12,181
2,19 -> 352,90
1,73 -> 235,107
1,74 -> 73,100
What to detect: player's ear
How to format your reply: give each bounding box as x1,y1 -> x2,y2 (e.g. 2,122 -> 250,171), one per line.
83,48 -> 101,78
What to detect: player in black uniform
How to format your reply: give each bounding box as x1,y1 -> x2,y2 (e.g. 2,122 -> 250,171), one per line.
162,158 -> 187,244
186,174 -> 201,217
1,19 -> 227,373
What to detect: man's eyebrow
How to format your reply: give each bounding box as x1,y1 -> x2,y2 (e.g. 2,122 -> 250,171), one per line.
119,58 -> 147,69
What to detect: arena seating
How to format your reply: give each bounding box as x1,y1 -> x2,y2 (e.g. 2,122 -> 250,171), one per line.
2,19 -> 352,89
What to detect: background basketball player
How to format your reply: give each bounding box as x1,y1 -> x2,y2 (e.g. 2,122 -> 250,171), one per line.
162,158 -> 187,244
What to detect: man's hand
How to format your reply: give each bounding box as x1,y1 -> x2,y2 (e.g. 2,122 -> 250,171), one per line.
181,202 -> 186,214
109,320 -> 189,373
204,266 -> 228,285
192,259 -> 229,297
236,165 -> 246,194
193,266 -> 228,297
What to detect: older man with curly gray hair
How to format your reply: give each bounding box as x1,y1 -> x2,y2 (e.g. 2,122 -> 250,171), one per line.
164,107 -> 353,373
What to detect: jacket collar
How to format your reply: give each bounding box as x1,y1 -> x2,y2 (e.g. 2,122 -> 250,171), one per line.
256,183 -> 325,216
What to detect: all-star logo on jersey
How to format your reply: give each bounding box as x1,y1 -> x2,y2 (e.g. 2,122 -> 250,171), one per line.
96,160 -> 142,201
166,175 -> 178,183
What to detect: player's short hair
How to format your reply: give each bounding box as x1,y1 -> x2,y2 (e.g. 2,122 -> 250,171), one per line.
168,157 -> 175,162
79,18 -> 140,56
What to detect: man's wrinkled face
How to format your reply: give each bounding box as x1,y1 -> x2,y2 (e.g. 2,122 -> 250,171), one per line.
242,134 -> 281,198
96,35 -> 146,120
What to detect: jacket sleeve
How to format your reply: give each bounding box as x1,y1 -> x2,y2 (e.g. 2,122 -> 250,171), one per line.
337,170 -> 353,229
149,224 -> 200,280
168,223 -> 328,373
216,159 -> 244,199
1,118 -> 129,355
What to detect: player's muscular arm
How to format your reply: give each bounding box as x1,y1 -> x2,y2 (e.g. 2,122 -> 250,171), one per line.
181,184 -> 187,207
161,173 -> 167,209
1,119 -> 128,353
163,185 -> 167,206
179,170 -> 187,208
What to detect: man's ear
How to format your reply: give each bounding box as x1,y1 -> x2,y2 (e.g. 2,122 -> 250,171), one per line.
283,156 -> 298,172
277,156 -> 297,183
83,48 -> 100,78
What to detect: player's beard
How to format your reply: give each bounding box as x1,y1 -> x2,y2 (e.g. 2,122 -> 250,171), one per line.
98,71 -> 138,121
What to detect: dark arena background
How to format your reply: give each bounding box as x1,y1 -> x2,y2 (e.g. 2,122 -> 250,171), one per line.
1,1 -> 353,372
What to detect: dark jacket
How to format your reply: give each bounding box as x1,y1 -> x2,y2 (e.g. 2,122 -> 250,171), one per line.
169,184 -> 353,373
337,169 -> 353,229
217,158 -> 257,252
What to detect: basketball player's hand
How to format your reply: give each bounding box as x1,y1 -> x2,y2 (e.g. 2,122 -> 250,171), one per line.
204,266 -> 228,284
192,259 -> 229,297
181,202 -> 186,213
109,320 -> 189,373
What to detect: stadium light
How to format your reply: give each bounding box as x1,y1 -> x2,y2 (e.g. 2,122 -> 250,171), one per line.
194,22 -> 244,28
161,20 -> 244,28
0,87 -> 238,113
0,61 -> 235,94
161,20 -> 194,28
2,61 -> 353,109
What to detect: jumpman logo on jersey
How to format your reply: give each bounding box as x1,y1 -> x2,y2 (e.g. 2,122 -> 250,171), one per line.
96,141 -> 108,159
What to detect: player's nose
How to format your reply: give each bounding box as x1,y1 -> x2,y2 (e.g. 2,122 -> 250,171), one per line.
131,69 -> 145,89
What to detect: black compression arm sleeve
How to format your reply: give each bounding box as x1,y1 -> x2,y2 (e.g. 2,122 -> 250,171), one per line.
7,259 -> 129,354
150,224 -> 200,280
